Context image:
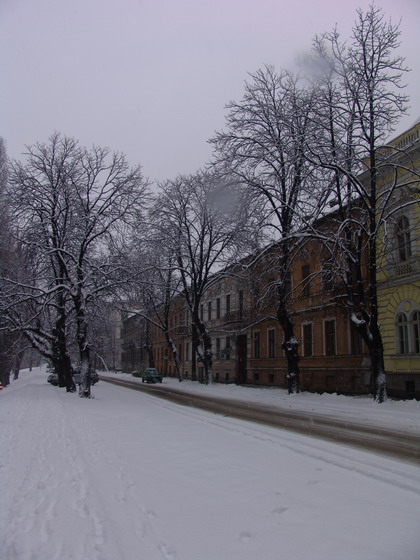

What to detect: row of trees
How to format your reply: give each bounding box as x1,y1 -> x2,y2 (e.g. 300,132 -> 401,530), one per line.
1,5 -> 418,400
0,134 -> 149,395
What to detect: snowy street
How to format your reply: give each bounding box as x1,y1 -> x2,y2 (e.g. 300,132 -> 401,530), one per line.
1,367 -> 420,560
100,375 -> 420,463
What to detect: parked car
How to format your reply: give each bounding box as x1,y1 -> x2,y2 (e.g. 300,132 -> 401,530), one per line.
141,368 -> 163,383
48,367 -> 98,386
72,366 -> 99,385
47,372 -> 59,386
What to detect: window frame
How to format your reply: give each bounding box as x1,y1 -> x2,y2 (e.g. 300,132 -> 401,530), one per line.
396,215 -> 412,263
397,312 -> 409,354
226,294 -> 231,315
324,319 -> 336,356
253,331 -> 260,359
395,307 -> 420,355
268,328 -> 276,359
302,322 -> 313,357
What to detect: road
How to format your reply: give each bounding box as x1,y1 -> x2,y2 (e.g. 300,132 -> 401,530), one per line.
100,376 -> 420,465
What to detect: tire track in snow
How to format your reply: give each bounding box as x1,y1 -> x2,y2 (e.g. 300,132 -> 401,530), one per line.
126,385 -> 420,496
103,377 -> 420,464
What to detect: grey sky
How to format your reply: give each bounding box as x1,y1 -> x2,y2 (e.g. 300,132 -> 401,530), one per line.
1,0 -> 419,183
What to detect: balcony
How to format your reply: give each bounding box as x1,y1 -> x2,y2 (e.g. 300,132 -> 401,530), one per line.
223,310 -> 246,324
396,262 -> 412,277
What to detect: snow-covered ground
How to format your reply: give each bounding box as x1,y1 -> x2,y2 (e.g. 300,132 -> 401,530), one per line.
101,370 -> 420,435
1,367 -> 419,560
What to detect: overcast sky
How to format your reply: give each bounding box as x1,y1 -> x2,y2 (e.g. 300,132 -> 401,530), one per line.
1,0 -> 419,183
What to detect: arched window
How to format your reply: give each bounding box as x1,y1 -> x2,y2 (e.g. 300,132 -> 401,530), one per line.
396,308 -> 420,355
396,216 -> 412,262
397,312 -> 409,354
412,310 -> 420,354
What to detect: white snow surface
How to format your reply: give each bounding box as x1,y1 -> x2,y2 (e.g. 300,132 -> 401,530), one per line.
1,367 -> 419,560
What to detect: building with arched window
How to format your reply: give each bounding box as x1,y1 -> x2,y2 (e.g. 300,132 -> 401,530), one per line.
377,120 -> 420,398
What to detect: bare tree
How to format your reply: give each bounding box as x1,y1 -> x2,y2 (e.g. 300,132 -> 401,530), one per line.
120,241 -> 185,380
0,137 -> 16,387
7,133 -> 149,396
211,67 -> 322,392
304,4 -> 411,401
153,171 -> 247,383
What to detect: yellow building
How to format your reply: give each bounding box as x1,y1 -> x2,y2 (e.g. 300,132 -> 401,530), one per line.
377,120 -> 420,398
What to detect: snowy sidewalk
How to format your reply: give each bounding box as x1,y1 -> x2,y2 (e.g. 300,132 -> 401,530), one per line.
1,367 -> 420,560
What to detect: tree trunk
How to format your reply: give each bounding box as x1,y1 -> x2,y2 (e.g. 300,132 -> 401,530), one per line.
194,316 -> 213,384
74,290 -> 92,398
368,148 -> 387,403
51,310 -> 75,392
79,351 -> 92,398
280,315 -> 300,394
191,323 -> 199,381
277,251 -> 300,393
165,333 -> 182,381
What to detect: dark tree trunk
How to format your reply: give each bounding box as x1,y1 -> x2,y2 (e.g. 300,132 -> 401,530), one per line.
74,288 -> 92,399
192,311 -> 213,384
51,305 -> 75,392
164,331 -> 182,381
191,323 -> 198,381
280,314 -> 300,394
277,250 -> 300,393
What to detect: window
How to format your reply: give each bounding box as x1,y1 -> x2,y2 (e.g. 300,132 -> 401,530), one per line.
208,301 -> 212,321
284,271 -> 292,296
216,338 -> 221,359
302,323 -> 313,357
268,329 -> 275,358
216,298 -> 221,319
239,290 -> 244,317
225,336 -> 231,360
324,319 -> 336,356
396,310 -> 420,355
397,312 -> 409,354
254,331 -> 260,359
226,294 -> 231,315
413,311 -> 420,354
396,216 -> 412,262
302,264 -> 311,297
